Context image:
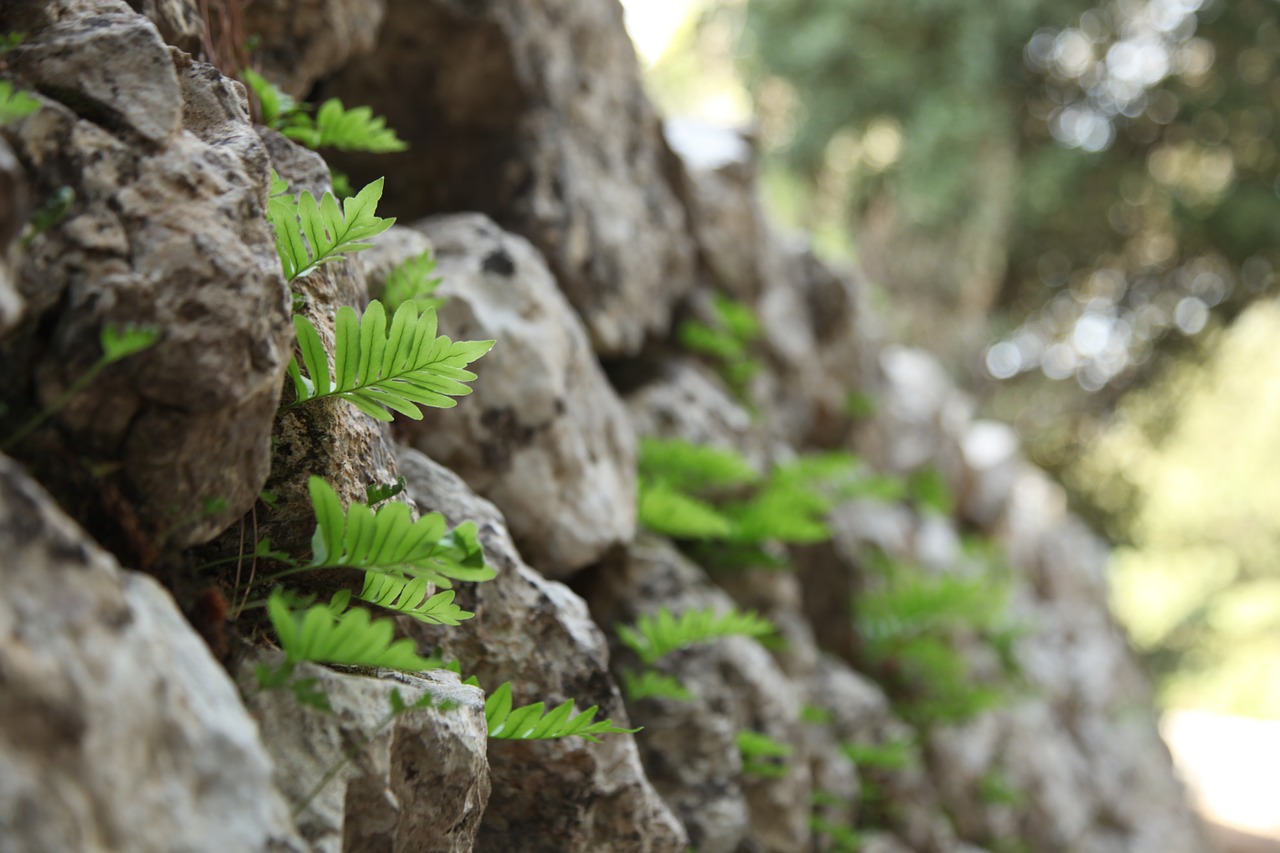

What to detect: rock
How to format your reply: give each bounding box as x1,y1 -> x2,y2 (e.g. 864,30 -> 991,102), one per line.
0,8 -> 292,550
0,138 -> 25,335
246,0 -> 387,96
389,214 -> 638,577
323,0 -> 698,356
131,0 -> 205,53
957,421 -> 1021,530
0,455 -> 304,853
244,656 -> 490,853
579,536 -> 812,853
395,448 -> 688,853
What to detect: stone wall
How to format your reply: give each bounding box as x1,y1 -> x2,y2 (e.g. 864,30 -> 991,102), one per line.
0,1 -> 1206,851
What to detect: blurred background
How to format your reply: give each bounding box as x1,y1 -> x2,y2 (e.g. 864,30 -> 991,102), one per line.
618,0 -> 1280,844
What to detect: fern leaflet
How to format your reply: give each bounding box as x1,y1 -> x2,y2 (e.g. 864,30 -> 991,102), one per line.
638,481 -> 734,539
287,300 -> 494,421
267,588 -> 436,671
268,175 -> 395,282
381,250 -> 444,313
359,574 -> 474,625
616,607 -> 776,666
242,71 -> 406,153
737,729 -> 793,778
484,682 -> 639,743
0,80 -> 40,125
621,669 -> 693,702
306,476 -> 497,589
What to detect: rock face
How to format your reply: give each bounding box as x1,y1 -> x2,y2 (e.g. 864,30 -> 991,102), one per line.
322,0 -> 699,356
0,1 -> 1206,852
378,215 -> 638,577
0,0 -> 292,550
0,456 -> 303,853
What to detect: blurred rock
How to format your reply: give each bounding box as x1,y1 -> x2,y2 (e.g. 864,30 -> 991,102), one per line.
245,657 -> 490,853
322,0 -> 698,356
387,214 -> 638,577
0,455 -> 303,853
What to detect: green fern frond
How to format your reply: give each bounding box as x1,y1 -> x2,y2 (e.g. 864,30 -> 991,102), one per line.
359,573 -> 475,625
621,669 -> 694,702
841,737 -> 913,771
268,175 -> 394,282
381,250 -> 444,313
0,80 -> 41,125
241,68 -> 297,127
286,299 -> 494,421
282,98 -> 408,153
305,476 -> 496,589
639,437 -> 759,492
737,729 -> 793,778
616,606 -> 776,666
484,682 -> 639,743
267,588 -> 437,671
638,481 -> 735,539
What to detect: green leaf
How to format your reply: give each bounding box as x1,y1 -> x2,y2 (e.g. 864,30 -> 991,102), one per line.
241,68 -> 297,128
484,682 -> 640,743
638,480 -> 735,539
100,325 -> 160,363
305,477 -> 497,589
639,437 -> 759,492
266,588 -> 436,671
288,300 -> 494,421
381,250 -> 445,313
282,98 -> 409,153
621,669 -> 694,702
737,729 -> 793,778
616,607 -> 776,666
365,477 -> 407,508
268,177 -> 395,282
359,574 -> 475,625
0,80 -> 41,125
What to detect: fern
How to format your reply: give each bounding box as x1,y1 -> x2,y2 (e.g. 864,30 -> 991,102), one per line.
266,588 -> 437,671
304,476 -> 496,589
621,669 -> 694,702
638,481 -> 734,539
841,737 -> 913,771
736,729 -> 793,778
679,293 -> 761,398
359,574 -> 474,626
381,250 -> 445,313
639,437 -> 759,492
0,80 -> 40,125
484,681 -> 639,743
616,606 -> 776,666
268,174 -> 395,282
243,71 -> 406,153
287,300 -> 493,421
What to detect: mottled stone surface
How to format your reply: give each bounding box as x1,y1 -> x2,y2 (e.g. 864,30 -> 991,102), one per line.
387,214 -> 637,577
246,0 -> 387,96
0,456 -> 303,853
579,536 -> 812,853
324,0 -> 698,356
0,2 -> 292,549
396,448 -> 687,852
245,657 -> 490,853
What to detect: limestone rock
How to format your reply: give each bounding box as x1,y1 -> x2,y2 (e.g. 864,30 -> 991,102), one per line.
324,0 -> 698,356
396,448 -> 688,853
0,5 -> 292,549
244,657 -> 490,853
579,536 -> 812,853
246,0 -> 387,96
0,455 -> 303,853
131,0 -> 205,53
388,214 -> 637,577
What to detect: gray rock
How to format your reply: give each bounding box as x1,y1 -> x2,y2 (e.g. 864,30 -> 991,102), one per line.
957,420 -> 1021,531
323,0 -> 698,356
132,0 -> 205,53
0,455 -> 303,853
244,657 -> 490,853
396,448 -> 688,853
391,214 -> 638,577
1,9 -> 292,549
245,0 -> 387,96
580,536 -> 812,853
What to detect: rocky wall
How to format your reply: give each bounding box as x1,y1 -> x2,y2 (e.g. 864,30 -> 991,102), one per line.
0,1 -> 1205,852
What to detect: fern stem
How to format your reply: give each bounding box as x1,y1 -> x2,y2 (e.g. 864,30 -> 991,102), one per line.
1,360 -> 106,451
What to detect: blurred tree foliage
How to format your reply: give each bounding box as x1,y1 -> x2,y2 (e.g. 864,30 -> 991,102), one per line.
735,0 -> 1280,459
